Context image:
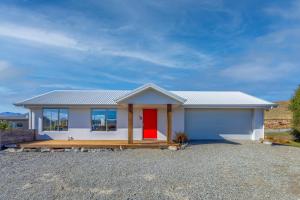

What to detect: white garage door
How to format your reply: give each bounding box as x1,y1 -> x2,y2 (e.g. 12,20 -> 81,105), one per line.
185,108 -> 253,140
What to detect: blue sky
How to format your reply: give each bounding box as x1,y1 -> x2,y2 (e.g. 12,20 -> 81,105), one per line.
0,0 -> 299,113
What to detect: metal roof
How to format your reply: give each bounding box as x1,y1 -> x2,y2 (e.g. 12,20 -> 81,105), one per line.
0,114 -> 28,120
15,90 -> 130,106
15,88 -> 275,108
174,91 -> 275,108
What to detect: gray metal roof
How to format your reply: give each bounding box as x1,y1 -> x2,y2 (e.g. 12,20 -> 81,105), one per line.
15,89 -> 275,108
0,114 -> 28,120
15,90 -> 130,106
174,91 -> 274,107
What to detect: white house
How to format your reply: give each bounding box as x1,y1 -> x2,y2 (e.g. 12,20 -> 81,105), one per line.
15,83 -> 275,143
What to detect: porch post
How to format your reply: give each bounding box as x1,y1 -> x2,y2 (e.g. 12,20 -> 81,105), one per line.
167,104 -> 172,144
128,104 -> 133,144
28,110 -> 32,129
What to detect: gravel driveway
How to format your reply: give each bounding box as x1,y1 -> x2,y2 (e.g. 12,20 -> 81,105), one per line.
1,141 -> 300,200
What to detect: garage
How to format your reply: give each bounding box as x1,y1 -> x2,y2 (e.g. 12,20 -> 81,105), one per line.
185,108 -> 254,140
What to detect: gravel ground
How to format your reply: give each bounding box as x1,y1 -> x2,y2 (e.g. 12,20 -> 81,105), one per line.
1,141 -> 300,200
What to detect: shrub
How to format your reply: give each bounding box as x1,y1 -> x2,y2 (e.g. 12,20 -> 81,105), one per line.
0,120 -> 9,131
289,85 -> 300,141
174,132 -> 188,144
291,129 -> 300,141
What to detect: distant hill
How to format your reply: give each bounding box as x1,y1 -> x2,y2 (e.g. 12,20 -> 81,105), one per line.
265,101 -> 292,120
0,112 -> 27,117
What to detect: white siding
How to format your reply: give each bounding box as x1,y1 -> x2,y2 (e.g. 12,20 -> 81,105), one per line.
31,106 -> 261,141
252,109 -> 264,140
172,107 -> 185,138
35,107 -> 128,140
32,106 -> 184,140
185,108 -> 253,140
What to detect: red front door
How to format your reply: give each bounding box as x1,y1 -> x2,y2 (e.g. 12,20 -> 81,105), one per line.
143,109 -> 157,139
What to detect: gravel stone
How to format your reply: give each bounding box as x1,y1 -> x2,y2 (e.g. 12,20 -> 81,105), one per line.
0,141 -> 300,200
4,148 -> 17,153
71,148 -> 80,152
22,148 -> 37,152
180,143 -> 188,150
263,141 -> 273,145
40,148 -> 51,152
50,149 -> 65,153
168,146 -> 178,151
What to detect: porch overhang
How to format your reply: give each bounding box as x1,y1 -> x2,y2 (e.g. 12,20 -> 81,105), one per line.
114,83 -> 186,105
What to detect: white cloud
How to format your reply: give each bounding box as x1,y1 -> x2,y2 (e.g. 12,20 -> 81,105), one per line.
160,74 -> 177,81
0,60 -> 22,80
256,28 -> 300,45
0,86 -> 15,95
221,62 -> 294,82
0,60 -> 9,71
265,0 -> 300,19
0,22 -> 85,50
99,72 -> 146,84
0,21 -> 214,69
220,0 -> 300,83
97,45 -> 214,69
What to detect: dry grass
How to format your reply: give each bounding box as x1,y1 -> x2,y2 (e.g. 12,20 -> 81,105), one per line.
174,132 -> 188,144
265,132 -> 300,148
264,101 -> 292,120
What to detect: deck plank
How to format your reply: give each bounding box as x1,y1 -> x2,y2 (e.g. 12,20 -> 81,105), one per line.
18,140 -> 179,149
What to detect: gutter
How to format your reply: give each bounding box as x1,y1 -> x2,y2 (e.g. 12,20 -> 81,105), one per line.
182,103 -> 277,109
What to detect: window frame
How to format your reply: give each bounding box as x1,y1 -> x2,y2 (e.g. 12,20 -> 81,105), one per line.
42,108 -> 69,131
90,108 -> 117,132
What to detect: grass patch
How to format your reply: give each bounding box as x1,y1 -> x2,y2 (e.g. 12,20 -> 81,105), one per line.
264,101 -> 292,120
289,141 -> 300,148
265,131 -> 300,148
266,132 -> 291,137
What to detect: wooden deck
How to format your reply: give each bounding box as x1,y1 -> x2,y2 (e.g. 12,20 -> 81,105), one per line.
18,140 -> 179,149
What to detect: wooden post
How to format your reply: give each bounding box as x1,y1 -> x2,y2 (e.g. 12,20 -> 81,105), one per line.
167,104 -> 172,144
128,104 -> 133,144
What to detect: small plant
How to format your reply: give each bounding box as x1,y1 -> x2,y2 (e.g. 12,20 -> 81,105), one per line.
174,132 -> 188,144
291,129 -> 300,141
0,120 -> 9,131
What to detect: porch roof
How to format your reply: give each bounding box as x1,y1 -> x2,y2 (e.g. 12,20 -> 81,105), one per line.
114,83 -> 186,104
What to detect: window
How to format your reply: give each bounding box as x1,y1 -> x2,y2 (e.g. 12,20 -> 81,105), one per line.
43,108 -> 68,131
91,109 -> 106,131
107,109 -> 117,131
16,122 -> 23,128
91,109 -> 117,131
